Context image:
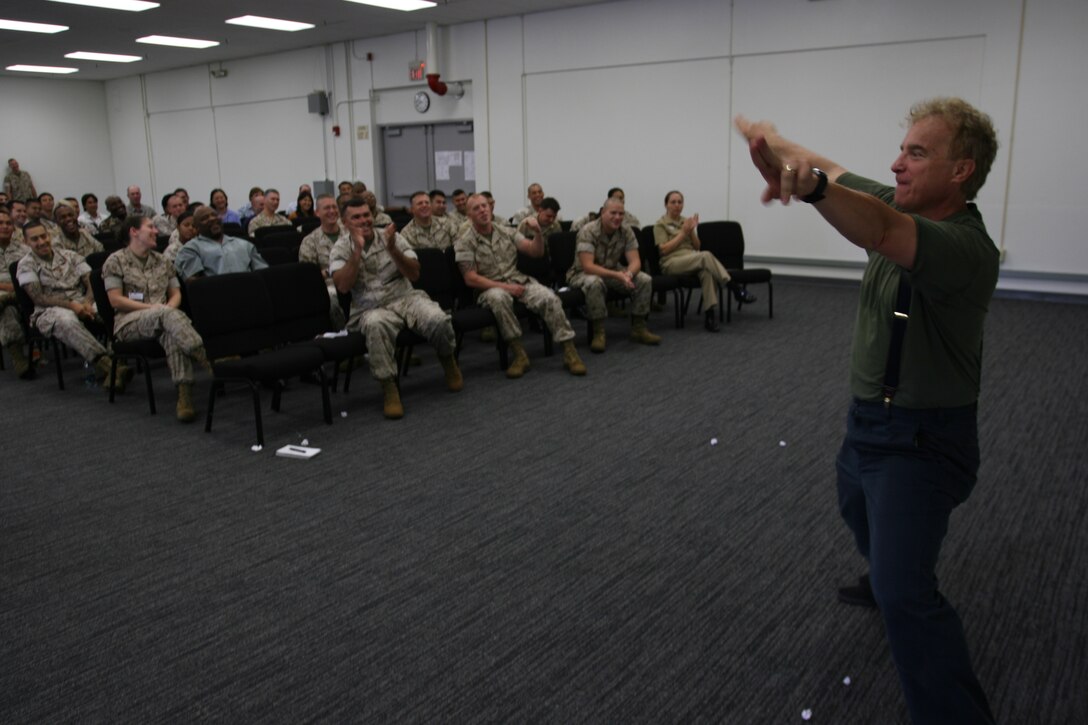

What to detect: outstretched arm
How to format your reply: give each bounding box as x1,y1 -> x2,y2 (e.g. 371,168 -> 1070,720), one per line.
734,116 -> 917,269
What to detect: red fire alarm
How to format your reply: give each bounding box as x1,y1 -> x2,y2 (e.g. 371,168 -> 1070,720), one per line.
332,125 -> 341,137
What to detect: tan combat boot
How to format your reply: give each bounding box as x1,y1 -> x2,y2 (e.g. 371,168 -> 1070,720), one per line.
95,355 -> 131,392
5,343 -> 33,379
380,379 -> 404,419
439,354 -> 464,392
562,340 -> 587,376
176,382 -> 196,423
590,320 -> 607,353
192,346 -> 214,375
505,338 -> 531,379
630,316 -> 662,345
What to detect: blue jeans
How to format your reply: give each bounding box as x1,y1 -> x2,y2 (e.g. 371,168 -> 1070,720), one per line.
836,399 -> 994,724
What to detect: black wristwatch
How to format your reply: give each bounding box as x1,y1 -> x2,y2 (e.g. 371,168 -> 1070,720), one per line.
801,168 -> 828,203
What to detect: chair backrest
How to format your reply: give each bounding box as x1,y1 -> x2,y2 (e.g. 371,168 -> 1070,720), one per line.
221,222 -> 246,239
559,220 -> 573,232
88,269 -> 117,340
297,216 -> 321,236
257,262 -> 332,342
444,246 -> 478,310
155,234 -> 170,253
260,246 -> 301,266
637,226 -> 665,276
548,231 -> 578,283
253,227 -> 302,249
413,247 -> 456,310
698,221 -> 746,270
517,250 -> 554,287
186,272 -> 279,358
85,250 -> 110,270
8,261 -> 35,332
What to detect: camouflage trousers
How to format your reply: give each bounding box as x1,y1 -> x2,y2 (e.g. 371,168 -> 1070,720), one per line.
116,306 -> 205,384
660,250 -> 731,310
351,290 -> 455,381
568,270 -> 653,321
478,279 -> 575,343
0,293 -> 24,346
32,305 -> 107,363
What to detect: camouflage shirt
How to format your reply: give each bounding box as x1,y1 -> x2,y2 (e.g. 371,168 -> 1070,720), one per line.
401,216 -> 458,250
101,247 -> 180,329
247,212 -> 291,237
299,223 -> 345,279
454,223 -> 530,284
16,248 -> 91,309
328,232 -> 418,312
55,229 -> 104,258
570,218 -> 637,277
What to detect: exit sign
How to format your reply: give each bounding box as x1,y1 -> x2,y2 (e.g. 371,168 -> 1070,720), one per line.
409,60 -> 426,81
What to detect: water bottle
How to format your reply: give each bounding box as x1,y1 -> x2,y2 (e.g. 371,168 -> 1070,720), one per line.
84,360 -> 96,389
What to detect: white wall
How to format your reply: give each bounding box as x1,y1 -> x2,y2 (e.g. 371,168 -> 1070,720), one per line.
9,0 -> 1085,294
0,76 -> 115,204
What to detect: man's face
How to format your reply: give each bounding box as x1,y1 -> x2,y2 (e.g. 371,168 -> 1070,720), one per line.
176,189 -> 189,206
11,202 -> 27,225
264,192 -> 280,213
528,184 -> 544,206
40,194 -> 54,216
8,159 -> 19,172
338,182 -> 353,196
467,196 -> 492,229
537,209 -> 557,229
0,213 -> 13,242
0,193 -> 8,205
55,205 -> 79,236
167,195 -> 185,218
317,197 -> 339,228
411,194 -> 432,223
890,115 -> 965,215
343,203 -> 374,238
431,195 -> 447,216
106,198 -> 125,218
600,201 -> 625,233
195,210 -> 223,240
25,200 -> 41,220
26,224 -> 52,258
452,192 -> 467,214
128,186 -> 141,206
84,197 -> 99,216
251,193 -> 265,213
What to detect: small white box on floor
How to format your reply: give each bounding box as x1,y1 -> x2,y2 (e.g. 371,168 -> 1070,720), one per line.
275,444 -> 321,460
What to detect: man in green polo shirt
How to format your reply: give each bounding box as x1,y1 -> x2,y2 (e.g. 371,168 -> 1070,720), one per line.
736,98 -> 999,725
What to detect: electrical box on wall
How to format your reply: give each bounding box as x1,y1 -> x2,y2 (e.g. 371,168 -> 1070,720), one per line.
307,91 -> 329,116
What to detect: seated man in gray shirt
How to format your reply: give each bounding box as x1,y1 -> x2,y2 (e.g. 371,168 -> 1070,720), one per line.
175,207 -> 268,281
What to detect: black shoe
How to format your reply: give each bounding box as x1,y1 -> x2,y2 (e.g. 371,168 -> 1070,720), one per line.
733,286 -> 757,305
704,309 -> 720,332
837,574 -> 878,609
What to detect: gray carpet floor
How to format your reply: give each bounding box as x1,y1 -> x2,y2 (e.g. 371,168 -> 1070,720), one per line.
1,279 -> 1085,723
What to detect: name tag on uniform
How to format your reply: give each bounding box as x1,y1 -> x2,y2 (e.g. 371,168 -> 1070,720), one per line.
128,292 -> 144,301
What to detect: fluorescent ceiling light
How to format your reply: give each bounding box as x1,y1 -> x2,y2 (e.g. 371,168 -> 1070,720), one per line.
136,35 -> 219,49
344,0 -> 437,11
65,51 -> 143,63
47,0 -> 159,10
0,19 -> 69,33
7,64 -> 79,74
225,15 -> 315,32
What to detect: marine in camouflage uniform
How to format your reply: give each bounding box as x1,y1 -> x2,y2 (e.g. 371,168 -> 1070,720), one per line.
299,195 -> 348,329
15,221 -> 130,387
567,199 -> 659,352
454,193 -> 586,378
0,209 -> 31,377
401,191 -> 459,251
329,198 -> 462,419
54,204 -> 104,258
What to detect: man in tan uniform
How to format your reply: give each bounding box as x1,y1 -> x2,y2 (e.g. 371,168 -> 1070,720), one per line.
401,190 -> 459,251
569,197 -> 660,352
247,188 -> 292,236
330,197 -> 463,419
298,194 -> 347,329
4,159 -> 36,202
103,216 -> 210,422
0,208 -> 32,378
16,220 -> 129,389
54,205 -> 104,258
455,193 -> 586,379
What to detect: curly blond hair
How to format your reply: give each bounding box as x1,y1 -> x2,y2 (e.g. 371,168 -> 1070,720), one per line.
908,97 -> 998,200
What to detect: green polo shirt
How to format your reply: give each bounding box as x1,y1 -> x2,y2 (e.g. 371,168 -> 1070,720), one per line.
838,172 -> 998,409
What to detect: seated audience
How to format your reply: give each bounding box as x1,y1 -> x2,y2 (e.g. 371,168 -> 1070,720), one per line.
209,188 -> 241,225
54,205 -> 104,258
401,190 -> 458,250
571,187 -> 640,231
238,187 -> 264,231
247,188 -> 290,236
0,207 -> 32,378
153,193 -> 185,236
163,210 -> 198,265
298,193 -> 347,329
289,191 -> 316,223
78,193 -> 107,233
98,196 -> 128,239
